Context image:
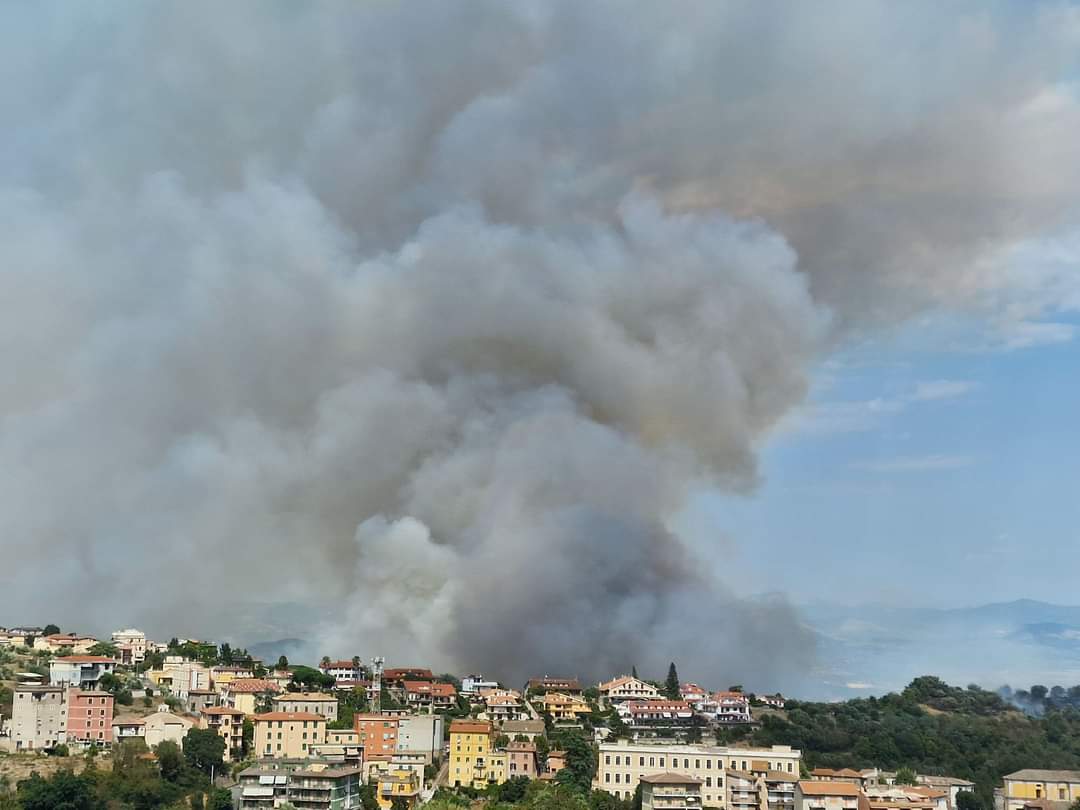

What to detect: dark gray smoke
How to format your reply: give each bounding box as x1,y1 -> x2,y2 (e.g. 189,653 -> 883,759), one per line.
2,1 -> 1079,687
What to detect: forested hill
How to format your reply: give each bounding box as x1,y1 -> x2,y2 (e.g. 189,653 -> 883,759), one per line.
746,677 -> 1080,805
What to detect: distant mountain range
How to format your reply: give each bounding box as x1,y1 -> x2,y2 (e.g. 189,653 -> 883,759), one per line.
799,598 -> 1080,700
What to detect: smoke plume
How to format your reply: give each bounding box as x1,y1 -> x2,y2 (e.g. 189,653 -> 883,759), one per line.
2,1 -> 1079,686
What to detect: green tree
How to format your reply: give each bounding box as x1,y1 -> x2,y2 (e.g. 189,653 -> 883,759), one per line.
43,624 -> 61,635
88,642 -> 119,658
16,770 -> 98,810
664,662 -> 680,700
894,767 -> 917,785
183,727 -> 226,776
360,783 -> 380,810
242,718 -> 255,758
277,655 -> 289,669
219,643 -> 234,665
552,729 -> 596,794
631,666 -> 638,679
156,740 -> 185,782
391,797 -> 413,810
956,792 -> 982,810
208,787 -> 234,810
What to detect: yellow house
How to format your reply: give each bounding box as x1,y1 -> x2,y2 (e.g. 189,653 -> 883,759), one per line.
539,691 -> 591,722
450,719 -> 508,789
253,711 -> 326,759
1004,770 -> 1080,810
222,678 -> 281,716
377,767 -> 421,810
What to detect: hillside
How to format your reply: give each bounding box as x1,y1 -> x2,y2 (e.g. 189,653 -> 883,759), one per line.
747,676 -> 1080,804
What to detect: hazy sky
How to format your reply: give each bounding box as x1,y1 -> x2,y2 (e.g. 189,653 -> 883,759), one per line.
3,1 -> 1080,687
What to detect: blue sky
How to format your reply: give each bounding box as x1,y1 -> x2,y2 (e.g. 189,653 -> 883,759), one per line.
683,308 -> 1080,609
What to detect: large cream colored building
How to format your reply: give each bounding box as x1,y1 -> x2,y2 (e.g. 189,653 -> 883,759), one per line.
272,692 -> 338,721
254,711 -> 327,759
10,682 -> 67,750
595,741 -> 802,806
1003,770 -> 1080,810
143,709 -> 194,748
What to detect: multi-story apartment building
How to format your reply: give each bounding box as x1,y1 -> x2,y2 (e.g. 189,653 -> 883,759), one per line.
795,781 -> 861,810
272,692 -> 338,722
595,741 -> 802,805
237,761 -> 363,810
402,680 -> 457,709
538,692 -> 591,722
507,741 -> 538,779
111,628 -> 148,665
376,768 -> 421,810
222,678 -> 282,715
148,657 -> 211,699
201,708 -> 246,764
112,715 -> 146,742
449,719 -> 501,789
599,676 -> 662,704
618,700 -> 694,732
354,713 -> 399,759
253,711 -> 327,759
1003,770 -> 1080,810
36,634 -> 98,655
49,656 -> 116,688
641,773 -> 704,810
713,692 -> 752,724
396,714 -> 444,761
10,681 -> 67,750
320,660 -> 364,682
186,689 -> 218,713
526,677 -> 583,695
462,674 -> 500,694
66,689 -> 113,746
483,693 -> 530,725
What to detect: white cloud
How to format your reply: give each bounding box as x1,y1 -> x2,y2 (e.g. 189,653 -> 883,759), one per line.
852,454 -> 973,473
910,380 -> 977,402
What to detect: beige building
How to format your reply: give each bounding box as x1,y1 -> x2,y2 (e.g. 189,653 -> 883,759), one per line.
254,711 -> 327,759
642,773 -> 704,810
10,682 -> 67,750
223,678 -> 282,715
201,706 -> 246,761
148,657 -> 211,698
1003,770 -> 1080,810
796,781 -> 861,810
143,709 -> 194,748
507,741 -> 538,779
272,692 -> 338,722
596,741 -> 802,806
599,676 -> 662,704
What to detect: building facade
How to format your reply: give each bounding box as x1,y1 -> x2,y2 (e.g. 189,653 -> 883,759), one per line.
201,706 -> 246,761
600,676 -> 662,704
10,682 -> 67,750
595,741 -> 802,806
450,719 -> 501,789
795,781 -> 862,810
641,773 -> 704,810
254,712 -> 327,759
49,656 -> 116,688
66,689 -> 113,746
1003,770 -> 1080,810
355,713 -> 399,759
273,692 -> 339,721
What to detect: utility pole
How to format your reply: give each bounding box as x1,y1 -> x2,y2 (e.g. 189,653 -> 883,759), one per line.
371,656 -> 385,714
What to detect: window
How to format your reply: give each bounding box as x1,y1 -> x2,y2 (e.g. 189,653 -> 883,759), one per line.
606,774 -> 611,784
649,758 -> 655,767
606,756 -> 611,765
696,759 -> 701,768
615,774 -> 621,784
640,757 -> 645,766
706,778 -> 712,787
706,760 -> 712,769
660,758 -> 665,767
1061,790 -> 1067,801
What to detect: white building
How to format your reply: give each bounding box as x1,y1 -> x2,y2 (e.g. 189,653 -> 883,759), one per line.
143,707 -> 195,748
396,714 -> 445,761
642,773 -> 704,810
50,656 -> 116,688
111,629 -> 148,666
462,674 -> 500,694
595,741 -> 801,806
10,681 -> 68,751
599,676 -> 662,704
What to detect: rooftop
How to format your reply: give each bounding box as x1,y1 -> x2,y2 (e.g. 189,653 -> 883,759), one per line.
641,772 -> 704,785
253,712 -> 325,722
1006,771 -> 1080,783
800,781 -> 862,797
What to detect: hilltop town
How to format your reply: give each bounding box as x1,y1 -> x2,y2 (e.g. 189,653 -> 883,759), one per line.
1,624 -> 1075,810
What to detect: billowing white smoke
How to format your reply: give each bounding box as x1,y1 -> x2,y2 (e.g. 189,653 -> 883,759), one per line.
2,0 -> 1079,685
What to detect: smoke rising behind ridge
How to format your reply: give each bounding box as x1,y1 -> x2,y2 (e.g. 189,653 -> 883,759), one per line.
2,1 -> 1079,686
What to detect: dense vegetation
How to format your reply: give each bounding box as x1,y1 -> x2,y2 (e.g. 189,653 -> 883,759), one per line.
0,731 -> 230,810
749,677 -> 1080,806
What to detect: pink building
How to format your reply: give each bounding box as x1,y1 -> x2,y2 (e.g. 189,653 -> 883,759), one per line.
66,688 -> 114,745
507,741 -> 538,779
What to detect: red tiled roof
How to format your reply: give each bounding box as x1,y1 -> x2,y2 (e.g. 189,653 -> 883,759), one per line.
450,719 -> 492,734
800,782 -> 861,797
54,655 -> 115,663
226,678 -> 281,693
203,707 -> 244,715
